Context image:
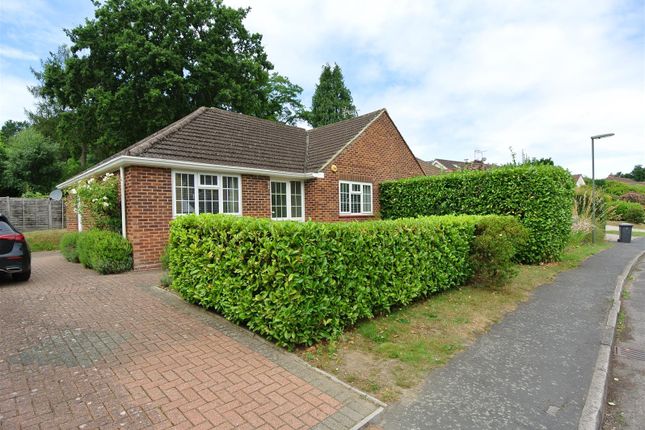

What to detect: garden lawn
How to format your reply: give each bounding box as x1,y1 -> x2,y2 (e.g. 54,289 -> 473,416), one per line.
24,229 -> 67,252
297,240 -> 613,403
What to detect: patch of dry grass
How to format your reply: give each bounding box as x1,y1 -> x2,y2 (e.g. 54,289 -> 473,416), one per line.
297,241 -> 613,402
23,229 -> 66,252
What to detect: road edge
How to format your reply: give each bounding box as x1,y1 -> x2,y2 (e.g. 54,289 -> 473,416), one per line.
578,249 -> 645,430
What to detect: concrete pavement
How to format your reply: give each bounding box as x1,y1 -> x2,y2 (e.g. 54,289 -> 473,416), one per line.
603,255 -> 645,429
375,238 -> 645,430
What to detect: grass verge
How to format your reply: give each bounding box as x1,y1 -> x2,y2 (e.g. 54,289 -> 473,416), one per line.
24,229 -> 67,252
297,240 -> 613,402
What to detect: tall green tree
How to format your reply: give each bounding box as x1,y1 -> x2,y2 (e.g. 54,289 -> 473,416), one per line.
31,0 -> 304,167
1,128 -> 62,196
1,120 -> 30,141
306,63 -> 357,127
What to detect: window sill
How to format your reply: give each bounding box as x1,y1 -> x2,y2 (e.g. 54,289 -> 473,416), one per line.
339,213 -> 374,217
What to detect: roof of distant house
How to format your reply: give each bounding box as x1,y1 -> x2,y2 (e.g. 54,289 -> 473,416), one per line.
416,158 -> 443,176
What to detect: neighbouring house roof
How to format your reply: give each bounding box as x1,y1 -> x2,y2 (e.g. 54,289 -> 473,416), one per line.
433,158 -> 469,171
416,158 -> 443,176
59,107 -> 387,187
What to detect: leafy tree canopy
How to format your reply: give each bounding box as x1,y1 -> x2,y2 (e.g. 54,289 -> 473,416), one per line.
2,128 -> 62,196
31,0 -> 304,167
1,120 -> 30,141
306,63 -> 357,127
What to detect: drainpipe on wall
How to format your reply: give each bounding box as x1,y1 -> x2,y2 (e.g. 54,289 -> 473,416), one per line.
120,166 -> 127,239
77,196 -> 82,232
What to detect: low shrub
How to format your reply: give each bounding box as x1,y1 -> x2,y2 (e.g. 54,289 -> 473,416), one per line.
168,213 -> 524,347
601,180 -> 645,198
60,232 -> 81,262
77,230 -> 133,274
380,165 -> 574,264
470,216 -> 528,287
608,200 -> 645,224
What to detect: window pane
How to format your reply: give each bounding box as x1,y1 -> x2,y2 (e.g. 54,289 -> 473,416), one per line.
352,183 -> 361,192
290,181 -> 302,218
200,174 -> 218,187
271,182 -> 287,218
199,188 -> 219,214
222,176 -> 239,213
340,183 -> 350,213
351,194 -> 361,213
175,173 -> 195,215
362,185 -> 372,213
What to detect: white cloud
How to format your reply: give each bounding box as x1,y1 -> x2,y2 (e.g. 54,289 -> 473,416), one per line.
226,0 -> 645,177
0,73 -> 35,121
0,45 -> 38,61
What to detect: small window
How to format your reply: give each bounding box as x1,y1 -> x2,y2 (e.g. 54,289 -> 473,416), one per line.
271,180 -> 304,220
339,181 -> 372,215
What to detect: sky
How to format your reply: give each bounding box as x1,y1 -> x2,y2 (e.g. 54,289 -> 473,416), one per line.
1,0 -> 643,178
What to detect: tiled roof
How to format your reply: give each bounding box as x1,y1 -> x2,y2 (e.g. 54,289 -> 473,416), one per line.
416,158 -> 443,176
433,158 -> 468,171
109,107 -> 385,173
306,110 -> 384,170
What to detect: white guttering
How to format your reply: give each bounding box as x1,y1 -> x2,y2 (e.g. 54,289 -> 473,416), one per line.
57,155 -> 325,189
119,166 -> 127,239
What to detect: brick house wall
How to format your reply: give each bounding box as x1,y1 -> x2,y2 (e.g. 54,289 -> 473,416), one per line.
242,175 -> 271,217
305,112 -> 424,221
124,166 -> 173,270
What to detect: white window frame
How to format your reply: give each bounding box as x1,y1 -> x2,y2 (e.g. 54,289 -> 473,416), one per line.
270,178 -> 305,221
339,180 -> 373,216
171,170 -> 242,217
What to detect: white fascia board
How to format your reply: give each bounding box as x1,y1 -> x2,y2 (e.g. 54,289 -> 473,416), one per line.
57,155 -> 324,188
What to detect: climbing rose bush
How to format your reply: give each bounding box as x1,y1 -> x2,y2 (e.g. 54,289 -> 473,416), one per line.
71,172 -> 121,232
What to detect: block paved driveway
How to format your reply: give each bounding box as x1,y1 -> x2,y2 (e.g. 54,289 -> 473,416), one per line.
0,252 -> 382,429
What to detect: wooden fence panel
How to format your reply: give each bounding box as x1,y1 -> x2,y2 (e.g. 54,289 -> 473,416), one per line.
0,197 -> 65,231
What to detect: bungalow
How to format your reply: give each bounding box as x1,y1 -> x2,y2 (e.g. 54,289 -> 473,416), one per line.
58,107 -> 425,269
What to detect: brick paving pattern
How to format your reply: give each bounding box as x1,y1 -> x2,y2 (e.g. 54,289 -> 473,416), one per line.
0,252 -> 381,429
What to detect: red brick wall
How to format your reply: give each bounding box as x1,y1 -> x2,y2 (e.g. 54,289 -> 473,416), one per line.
305,111 -> 424,221
124,166 -> 172,270
242,175 -> 271,217
65,194 -> 78,232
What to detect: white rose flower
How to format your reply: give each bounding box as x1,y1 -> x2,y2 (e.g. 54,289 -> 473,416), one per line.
103,196 -> 108,200
102,202 -> 109,208
88,178 -> 95,184
70,188 -> 77,195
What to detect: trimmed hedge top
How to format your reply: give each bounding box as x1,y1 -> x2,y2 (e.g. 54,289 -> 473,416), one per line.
380,165 -> 574,263
168,213 -> 525,347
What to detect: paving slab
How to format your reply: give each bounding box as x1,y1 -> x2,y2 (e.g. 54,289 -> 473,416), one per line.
0,252 -> 382,429
375,238 -> 645,430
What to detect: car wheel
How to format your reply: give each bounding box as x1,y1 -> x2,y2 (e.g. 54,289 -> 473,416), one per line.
13,270 -> 31,282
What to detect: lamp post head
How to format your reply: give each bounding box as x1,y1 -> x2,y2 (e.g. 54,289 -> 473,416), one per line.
591,133 -> 615,140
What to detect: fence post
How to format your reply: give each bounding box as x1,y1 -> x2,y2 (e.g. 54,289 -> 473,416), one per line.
48,199 -> 52,229
22,198 -> 25,231
5,196 -> 10,220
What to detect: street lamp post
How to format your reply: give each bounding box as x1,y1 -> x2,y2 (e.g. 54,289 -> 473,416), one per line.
590,133 -> 614,243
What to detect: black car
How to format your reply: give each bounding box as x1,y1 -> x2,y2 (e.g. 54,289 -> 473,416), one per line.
0,214 -> 31,281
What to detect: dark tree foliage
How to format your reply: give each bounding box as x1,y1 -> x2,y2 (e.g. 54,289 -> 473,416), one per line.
1,128 -> 62,196
31,0 -> 304,167
306,63 -> 357,127
0,120 -> 30,141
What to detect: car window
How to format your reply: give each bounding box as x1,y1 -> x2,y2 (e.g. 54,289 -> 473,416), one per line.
0,221 -> 14,234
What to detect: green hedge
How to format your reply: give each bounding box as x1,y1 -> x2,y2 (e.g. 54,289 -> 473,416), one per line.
380,165 -> 574,263
75,230 -> 133,274
608,200 -> 645,224
168,214 -> 525,347
60,232 -> 81,262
